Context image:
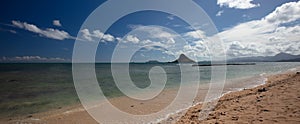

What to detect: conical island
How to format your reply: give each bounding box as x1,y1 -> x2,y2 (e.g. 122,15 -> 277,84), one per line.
170,54 -> 196,63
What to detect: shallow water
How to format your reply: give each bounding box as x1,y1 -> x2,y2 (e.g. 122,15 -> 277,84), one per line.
0,62 -> 299,118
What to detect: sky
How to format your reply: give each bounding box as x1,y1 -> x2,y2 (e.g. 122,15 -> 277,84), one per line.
0,0 -> 299,62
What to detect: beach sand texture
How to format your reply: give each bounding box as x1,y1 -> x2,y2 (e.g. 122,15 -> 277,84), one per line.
177,72 -> 300,124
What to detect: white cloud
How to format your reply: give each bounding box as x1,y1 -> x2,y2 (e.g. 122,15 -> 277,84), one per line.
167,1 -> 300,59
133,26 -> 177,38
116,37 -> 123,42
117,35 -> 140,44
125,35 -> 140,44
53,20 -> 62,27
80,29 -> 93,41
41,28 -> 70,40
226,41 -> 260,57
213,1 -> 300,58
11,20 -> 117,42
12,21 -> 25,28
181,40 -> 210,59
103,34 -> 115,42
184,30 -> 206,39
216,10 -> 224,16
12,20 -> 71,40
79,29 -> 115,42
0,56 -> 68,62
217,0 -> 260,9
21,21 -> 41,33
123,26 -> 179,50
124,26 -> 210,61
264,1 -> 300,24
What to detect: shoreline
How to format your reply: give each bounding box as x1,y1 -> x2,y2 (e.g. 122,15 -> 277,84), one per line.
154,76 -> 268,123
2,67 -> 300,123
176,68 -> 300,123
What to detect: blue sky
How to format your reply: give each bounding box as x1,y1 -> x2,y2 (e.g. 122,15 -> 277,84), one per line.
0,0 -> 299,62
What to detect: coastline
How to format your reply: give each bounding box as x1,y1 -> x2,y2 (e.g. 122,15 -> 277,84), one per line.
2,67 -> 300,123
176,68 -> 300,123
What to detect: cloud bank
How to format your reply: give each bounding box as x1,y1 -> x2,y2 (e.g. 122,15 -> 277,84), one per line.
139,1 -> 300,60
0,56 -> 68,62
216,1 -> 300,57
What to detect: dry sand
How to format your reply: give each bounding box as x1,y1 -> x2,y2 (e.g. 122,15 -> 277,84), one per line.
177,72 -> 300,124
3,70 -> 300,124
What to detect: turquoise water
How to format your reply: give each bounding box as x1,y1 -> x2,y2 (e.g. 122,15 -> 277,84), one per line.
0,62 -> 299,118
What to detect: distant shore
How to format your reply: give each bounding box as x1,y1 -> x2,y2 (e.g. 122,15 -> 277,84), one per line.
2,68 -> 300,123
192,63 -> 256,66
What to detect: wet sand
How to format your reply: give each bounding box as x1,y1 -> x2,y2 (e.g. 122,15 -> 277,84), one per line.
2,70 -> 300,123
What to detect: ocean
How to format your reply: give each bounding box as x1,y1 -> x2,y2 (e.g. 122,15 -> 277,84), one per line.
0,62 -> 300,119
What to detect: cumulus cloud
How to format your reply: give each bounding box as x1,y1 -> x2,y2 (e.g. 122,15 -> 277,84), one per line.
125,35 -> 140,44
217,0 -> 260,9
79,29 -> 115,42
53,20 -> 62,27
75,1 -> 300,61
264,1 -> 300,24
117,25 -> 209,61
12,20 -> 72,40
165,1 -> 300,59
0,56 -> 68,62
213,1 -> 300,58
226,41 -> 260,57
184,30 -> 206,39
129,25 -> 179,46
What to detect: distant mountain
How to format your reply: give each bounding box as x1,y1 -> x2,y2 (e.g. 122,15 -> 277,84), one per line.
229,52 -> 300,62
272,53 -> 300,61
169,54 -> 196,63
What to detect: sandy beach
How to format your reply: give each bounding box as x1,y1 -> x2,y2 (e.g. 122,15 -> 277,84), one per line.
2,69 -> 300,124
2,0 -> 300,123
177,71 -> 300,123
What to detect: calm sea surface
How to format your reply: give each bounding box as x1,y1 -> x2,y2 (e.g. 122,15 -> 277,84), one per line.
0,62 -> 299,118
